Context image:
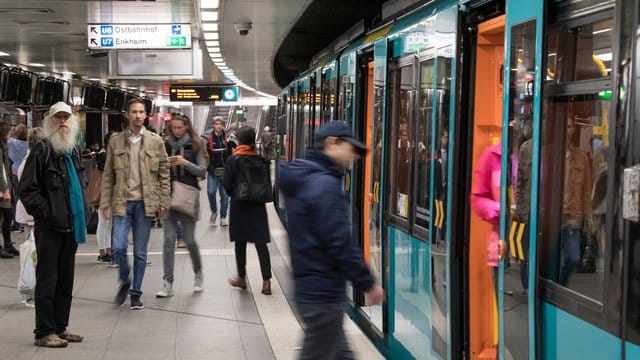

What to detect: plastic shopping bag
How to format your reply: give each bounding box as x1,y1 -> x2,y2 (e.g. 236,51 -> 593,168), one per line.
17,229 -> 36,299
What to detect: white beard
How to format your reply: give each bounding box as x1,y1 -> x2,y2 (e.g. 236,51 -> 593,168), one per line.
44,116 -> 79,154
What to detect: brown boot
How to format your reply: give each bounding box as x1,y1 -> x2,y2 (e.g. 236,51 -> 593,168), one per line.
261,280 -> 272,295
34,334 -> 68,348
228,277 -> 247,289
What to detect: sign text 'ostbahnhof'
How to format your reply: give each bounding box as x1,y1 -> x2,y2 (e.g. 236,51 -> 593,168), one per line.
87,24 -> 191,49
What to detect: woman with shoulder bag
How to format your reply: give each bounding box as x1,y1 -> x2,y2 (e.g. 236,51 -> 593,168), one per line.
223,126 -> 273,295
156,115 -> 207,298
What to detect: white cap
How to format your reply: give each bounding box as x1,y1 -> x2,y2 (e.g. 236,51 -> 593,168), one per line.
49,102 -> 72,116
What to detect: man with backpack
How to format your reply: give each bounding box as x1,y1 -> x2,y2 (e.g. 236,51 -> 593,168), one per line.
204,116 -> 235,226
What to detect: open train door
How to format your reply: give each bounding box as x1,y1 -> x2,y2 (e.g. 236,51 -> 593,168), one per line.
500,0 -> 544,359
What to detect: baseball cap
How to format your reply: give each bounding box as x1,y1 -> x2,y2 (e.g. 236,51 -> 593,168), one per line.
49,102 -> 72,116
316,121 -> 367,154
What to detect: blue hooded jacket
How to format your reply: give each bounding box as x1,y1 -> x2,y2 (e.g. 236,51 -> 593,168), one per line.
278,150 -> 375,303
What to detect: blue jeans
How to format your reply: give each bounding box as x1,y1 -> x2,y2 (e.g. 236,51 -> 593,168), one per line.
559,225 -> 581,286
112,201 -> 152,296
207,174 -> 228,218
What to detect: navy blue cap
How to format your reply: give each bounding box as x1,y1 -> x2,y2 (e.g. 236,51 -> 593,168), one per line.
316,121 -> 367,154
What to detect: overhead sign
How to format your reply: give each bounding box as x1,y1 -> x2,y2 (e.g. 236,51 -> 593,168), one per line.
87,24 -> 191,49
170,85 -> 238,102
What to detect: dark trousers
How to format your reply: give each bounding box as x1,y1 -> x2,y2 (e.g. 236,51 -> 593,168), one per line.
0,207 -> 11,247
34,227 -> 78,339
297,303 -> 354,360
234,241 -> 271,280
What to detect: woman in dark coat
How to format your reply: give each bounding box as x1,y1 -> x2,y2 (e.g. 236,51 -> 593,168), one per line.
223,126 -> 272,295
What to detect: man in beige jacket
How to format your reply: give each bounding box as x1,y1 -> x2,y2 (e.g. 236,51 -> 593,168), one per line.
100,98 -> 170,310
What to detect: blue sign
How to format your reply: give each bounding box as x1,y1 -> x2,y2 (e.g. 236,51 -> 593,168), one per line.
100,25 -> 113,35
101,37 -> 114,47
222,87 -> 238,102
172,25 -> 182,35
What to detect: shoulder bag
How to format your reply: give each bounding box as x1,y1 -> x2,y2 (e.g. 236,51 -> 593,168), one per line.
170,180 -> 199,218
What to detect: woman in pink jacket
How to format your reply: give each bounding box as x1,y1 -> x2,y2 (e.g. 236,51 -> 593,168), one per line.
471,143 -> 506,268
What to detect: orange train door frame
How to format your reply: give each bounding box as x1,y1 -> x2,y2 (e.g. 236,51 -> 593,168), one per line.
362,61 -> 375,264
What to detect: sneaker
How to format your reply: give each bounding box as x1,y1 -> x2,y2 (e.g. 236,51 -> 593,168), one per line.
220,217 -> 228,227
103,254 -> 112,263
34,334 -> 68,348
108,262 -> 119,268
194,272 -> 203,293
146,260 -> 153,267
156,280 -> 174,298
114,282 -> 130,306
210,212 -> 218,225
4,244 -> 19,256
177,239 -> 186,248
130,295 -> 144,310
57,331 -> 83,342
97,255 -> 110,264
0,247 -> 14,258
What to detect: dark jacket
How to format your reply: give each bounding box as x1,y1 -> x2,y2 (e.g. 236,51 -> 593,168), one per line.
278,150 -> 375,303
204,130 -> 235,174
96,150 -> 107,172
19,140 -> 88,233
223,153 -> 270,244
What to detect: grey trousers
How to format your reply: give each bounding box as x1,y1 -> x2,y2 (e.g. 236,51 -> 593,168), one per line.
297,302 -> 354,360
162,212 -> 202,283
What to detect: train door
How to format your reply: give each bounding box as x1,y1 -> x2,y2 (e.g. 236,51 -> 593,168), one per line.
451,2 -> 505,359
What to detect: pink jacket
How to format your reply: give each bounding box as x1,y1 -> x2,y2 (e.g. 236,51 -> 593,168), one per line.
471,144 -> 501,267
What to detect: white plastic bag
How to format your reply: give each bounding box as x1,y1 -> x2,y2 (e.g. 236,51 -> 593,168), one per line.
17,228 -> 36,298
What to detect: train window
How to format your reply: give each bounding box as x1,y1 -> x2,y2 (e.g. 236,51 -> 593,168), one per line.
546,18 -> 613,83
415,59 -> 435,230
387,64 -> 415,221
538,92 -> 609,303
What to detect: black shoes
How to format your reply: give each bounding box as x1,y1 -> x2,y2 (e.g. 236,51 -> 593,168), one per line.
114,283 -> 130,306
0,247 -> 13,258
130,295 -> 144,310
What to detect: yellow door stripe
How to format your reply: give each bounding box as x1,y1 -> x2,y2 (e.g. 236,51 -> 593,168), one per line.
516,222 -> 526,261
509,221 -> 517,258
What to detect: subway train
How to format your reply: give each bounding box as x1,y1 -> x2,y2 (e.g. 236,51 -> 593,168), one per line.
272,0 -> 640,359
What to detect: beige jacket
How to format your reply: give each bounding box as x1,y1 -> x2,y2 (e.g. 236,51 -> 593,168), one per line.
99,130 -> 170,217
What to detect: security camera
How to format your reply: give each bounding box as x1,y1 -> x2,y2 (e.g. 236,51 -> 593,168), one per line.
234,22 -> 252,36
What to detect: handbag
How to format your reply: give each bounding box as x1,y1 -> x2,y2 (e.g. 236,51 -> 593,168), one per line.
86,208 -> 98,234
234,156 -> 273,203
170,180 -> 199,218
86,169 -> 103,206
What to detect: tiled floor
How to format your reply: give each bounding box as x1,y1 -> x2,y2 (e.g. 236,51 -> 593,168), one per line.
0,192 -> 383,360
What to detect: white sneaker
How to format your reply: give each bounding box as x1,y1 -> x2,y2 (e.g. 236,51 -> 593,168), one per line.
210,212 -> 218,225
156,280 -> 174,298
193,272 -> 204,293
220,218 -> 228,226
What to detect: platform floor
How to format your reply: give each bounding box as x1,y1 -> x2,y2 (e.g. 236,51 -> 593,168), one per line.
0,192 -> 383,360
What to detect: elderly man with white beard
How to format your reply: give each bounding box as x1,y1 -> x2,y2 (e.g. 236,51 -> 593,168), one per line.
19,102 -> 88,348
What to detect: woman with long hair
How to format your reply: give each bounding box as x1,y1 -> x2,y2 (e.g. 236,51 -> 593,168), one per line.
224,126 -> 272,295
156,115 -> 207,297
95,131 -> 118,264
0,122 -> 17,258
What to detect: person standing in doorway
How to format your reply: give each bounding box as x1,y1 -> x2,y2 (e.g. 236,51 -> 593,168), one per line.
19,102 -> 87,347
0,122 -> 17,258
204,116 -> 235,226
100,98 -> 170,310
278,121 -> 385,359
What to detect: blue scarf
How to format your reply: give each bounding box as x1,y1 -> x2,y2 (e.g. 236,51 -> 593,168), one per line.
64,152 -> 86,244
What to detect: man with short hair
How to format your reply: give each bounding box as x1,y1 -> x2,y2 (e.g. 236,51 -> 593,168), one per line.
20,102 -> 87,347
278,121 -> 384,359
204,116 -> 235,226
100,98 -> 170,310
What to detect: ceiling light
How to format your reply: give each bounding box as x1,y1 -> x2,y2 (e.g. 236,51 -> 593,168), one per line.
595,52 -> 612,61
593,28 -> 612,35
200,0 -> 219,9
207,47 -> 220,53
205,40 -> 219,47
202,23 -> 218,32
0,51 -> 9,56
88,78 -> 101,81
203,32 -> 219,40
27,63 -> 45,67
217,65 -> 229,70
202,11 -> 218,21
62,71 -> 75,76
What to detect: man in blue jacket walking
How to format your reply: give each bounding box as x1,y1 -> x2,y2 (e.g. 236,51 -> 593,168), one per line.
278,121 -> 384,359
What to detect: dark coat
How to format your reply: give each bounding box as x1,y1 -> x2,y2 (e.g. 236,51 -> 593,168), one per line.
277,150 -> 375,303
222,154 -> 270,244
19,140 -> 89,233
